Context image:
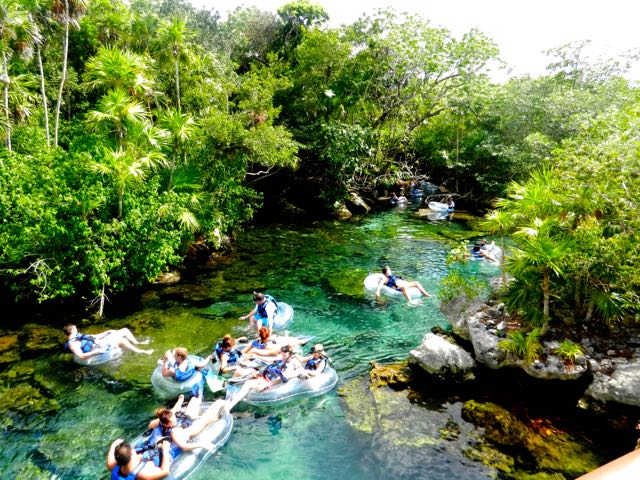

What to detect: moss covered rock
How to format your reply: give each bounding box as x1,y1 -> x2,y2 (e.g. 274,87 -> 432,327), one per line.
462,400 -> 600,478
0,334 -> 20,364
369,361 -> 413,389
326,268 -> 370,297
19,324 -> 62,356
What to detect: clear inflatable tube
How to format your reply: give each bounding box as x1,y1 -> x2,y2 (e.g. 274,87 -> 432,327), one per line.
363,273 -> 422,299
151,355 -> 214,399
242,366 -> 339,406
73,333 -> 124,366
272,301 -> 294,330
130,403 -> 233,480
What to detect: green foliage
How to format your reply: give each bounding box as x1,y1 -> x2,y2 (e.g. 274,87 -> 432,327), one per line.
498,328 -> 543,363
439,270 -> 487,304
555,340 -> 583,365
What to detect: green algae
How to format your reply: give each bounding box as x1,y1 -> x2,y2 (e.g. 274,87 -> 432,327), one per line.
325,268 -> 369,297
462,400 -> 600,478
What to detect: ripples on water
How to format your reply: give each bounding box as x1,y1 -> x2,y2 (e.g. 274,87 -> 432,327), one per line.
1,207 -> 505,479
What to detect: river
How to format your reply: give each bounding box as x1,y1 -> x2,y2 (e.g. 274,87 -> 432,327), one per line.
0,204 -> 624,479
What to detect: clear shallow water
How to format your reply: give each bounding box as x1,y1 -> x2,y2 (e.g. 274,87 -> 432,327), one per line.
1,207 -> 503,479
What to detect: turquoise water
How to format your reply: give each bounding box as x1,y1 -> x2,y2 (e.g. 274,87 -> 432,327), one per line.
0,207 -> 505,479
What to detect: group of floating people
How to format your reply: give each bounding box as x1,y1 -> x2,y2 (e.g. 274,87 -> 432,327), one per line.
63,254 -> 499,478
62,291 -> 335,480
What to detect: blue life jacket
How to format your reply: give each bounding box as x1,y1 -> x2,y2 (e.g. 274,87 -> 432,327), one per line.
111,459 -> 148,480
256,294 -> 279,319
305,357 -> 325,371
214,342 -> 241,366
173,359 -> 196,382
64,333 -> 96,353
262,359 -> 288,383
387,273 -> 403,289
251,339 -> 270,350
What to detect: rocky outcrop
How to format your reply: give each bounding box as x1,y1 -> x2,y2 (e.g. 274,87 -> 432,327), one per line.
345,192 -> 371,215
409,333 -> 476,382
584,357 -> 640,407
333,201 -> 352,219
446,300 -> 590,381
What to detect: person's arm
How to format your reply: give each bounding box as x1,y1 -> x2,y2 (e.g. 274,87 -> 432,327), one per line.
139,441 -> 172,480
161,350 -> 176,378
239,307 -> 257,321
308,359 -> 326,376
375,277 -> 386,297
106,438 -> 123,470
193,355 -> 212,369
266,303 -> 277,330
68,342 -> 104,360
218,354 -> 233,374
93,330 -> 112,341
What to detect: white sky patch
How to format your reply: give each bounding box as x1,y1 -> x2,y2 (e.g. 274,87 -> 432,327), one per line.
194,0 -> 640,82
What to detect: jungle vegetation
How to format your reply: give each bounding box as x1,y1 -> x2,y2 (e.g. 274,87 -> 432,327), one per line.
0,0 -> 637,326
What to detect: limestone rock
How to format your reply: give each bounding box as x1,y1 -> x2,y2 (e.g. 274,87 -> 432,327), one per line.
345,192 -> 370,215
585,357 -> 640,407
333,201 -> 352,219
409,333 -> 476,381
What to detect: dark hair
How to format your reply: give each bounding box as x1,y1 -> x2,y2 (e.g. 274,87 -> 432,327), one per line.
382,266 -> 391,275
280,345 -> 291,353
253,292 -> 265,302
220,334 -> 235,349
158,408 -> 173,426
114,441 -> 132,466
258,327 -> 270,343
63,324 -> 75,336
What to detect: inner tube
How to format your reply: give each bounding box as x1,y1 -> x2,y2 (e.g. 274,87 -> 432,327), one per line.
363,273 -> 422,299
130,402 -> 233,480
151,355 -> 216,399
428,201 -> 449,212
241,366 -> 339,406
73,333 -> 124,366
272,301 -> 294,331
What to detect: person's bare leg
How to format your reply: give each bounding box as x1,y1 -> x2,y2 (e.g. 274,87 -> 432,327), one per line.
184,395 -> 202,419
184,399 -> 228,438
408,281 -> 431,298
117,338 -> 154,355
116,328 -> 149,345
400,287 -> 413,304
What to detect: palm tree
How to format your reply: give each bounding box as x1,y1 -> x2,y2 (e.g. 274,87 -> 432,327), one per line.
51,0 -> 86,147
90,147 -> 145,218
159,108 -> 195,188
0,0 -> 22,151
85,88 -> 148,148
508,217 -> 573,323
84,46 -> 155,97
154,18 -> 192,110
18,0 -> 49,147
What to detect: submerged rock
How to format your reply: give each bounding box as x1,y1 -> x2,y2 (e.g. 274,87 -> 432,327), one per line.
462,400 -> 600,478
19,324 -> 62,357
409,333 -> 476,382
0,334 -> 20,364
326,268 -> 370,297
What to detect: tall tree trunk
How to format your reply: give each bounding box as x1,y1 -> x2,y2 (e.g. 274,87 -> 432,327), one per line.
54,0 -> 70,147
499,236 -> 507,285
174,54 -> 180,110
542,269 -> 550,319
37,47 -> 50,148
2,52 -> 11,153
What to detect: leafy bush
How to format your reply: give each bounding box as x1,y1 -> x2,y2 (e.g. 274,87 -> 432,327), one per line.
555,340 -> 583,366
498,328 -> 542,363
439,270 -> 488,304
